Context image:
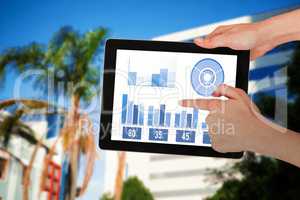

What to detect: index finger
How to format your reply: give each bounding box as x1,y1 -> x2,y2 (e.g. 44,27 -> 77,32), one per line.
212,84 -> 242,100
179,99 -> 223,111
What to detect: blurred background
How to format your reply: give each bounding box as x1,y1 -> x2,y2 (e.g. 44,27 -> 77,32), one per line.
1,0 -> 300,200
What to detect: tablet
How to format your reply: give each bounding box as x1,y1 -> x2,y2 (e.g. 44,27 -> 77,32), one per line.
99,39 -> 249,158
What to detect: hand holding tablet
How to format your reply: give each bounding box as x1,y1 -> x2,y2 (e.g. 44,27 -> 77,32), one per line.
99,39 -> 249,158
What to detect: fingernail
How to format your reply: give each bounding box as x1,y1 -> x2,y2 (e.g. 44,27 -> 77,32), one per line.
178,100 -> 185,106
211,91 -> 218,96
194,38 -> 204,45
194,38 -> 203,42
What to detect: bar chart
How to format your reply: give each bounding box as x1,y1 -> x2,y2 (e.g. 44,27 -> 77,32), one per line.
121,94 -> 199,129
120,93 -> 212,144
128,68 -> 176,88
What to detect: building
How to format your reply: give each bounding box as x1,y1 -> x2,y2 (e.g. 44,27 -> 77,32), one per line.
0,112 -> 64,200
102,6 -> 298,200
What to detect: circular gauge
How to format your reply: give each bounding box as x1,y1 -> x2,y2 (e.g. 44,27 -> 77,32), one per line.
191,58 -> 224,96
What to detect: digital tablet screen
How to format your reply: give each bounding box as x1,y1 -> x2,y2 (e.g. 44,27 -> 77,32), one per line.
111,49 -> 237,147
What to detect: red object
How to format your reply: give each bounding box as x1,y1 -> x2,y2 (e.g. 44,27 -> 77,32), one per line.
43,161 -> 61,200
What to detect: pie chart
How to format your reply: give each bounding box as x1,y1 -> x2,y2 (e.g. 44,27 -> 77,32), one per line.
191,58 -> 224,96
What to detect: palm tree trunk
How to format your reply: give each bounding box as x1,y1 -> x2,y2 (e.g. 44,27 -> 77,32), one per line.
23,136 -> 44,200
67,95 -> 81,200
69,140 -> 80,200
114,151 -> 126,200
76,116 -> 97,197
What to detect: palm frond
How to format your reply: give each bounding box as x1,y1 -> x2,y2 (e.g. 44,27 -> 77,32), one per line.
71,28 -> 107,87
0,99 -> 51,110
0,109 -> 24,146
0,43 -> 45,71
0,43 -> 45,89
81,27 -> 107,64
0,99 -> 18,110
46,26 -> 79,68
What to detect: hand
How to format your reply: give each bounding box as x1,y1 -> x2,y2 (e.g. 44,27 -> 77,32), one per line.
194,23 -> 275,60
180,84 -> 263,153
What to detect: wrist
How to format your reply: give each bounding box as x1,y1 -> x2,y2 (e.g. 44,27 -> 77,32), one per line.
254,20 -> 272,45
244,116 -> 276,154
255,10 -> 300,47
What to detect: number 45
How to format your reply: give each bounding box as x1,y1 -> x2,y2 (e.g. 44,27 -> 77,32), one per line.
182,132 -> 190,141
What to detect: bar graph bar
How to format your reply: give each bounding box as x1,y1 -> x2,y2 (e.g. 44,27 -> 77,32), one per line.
160,69 -> 168,87
121,94 -> 128,124
128,68 -> 176,88
180,111 -> 187,128
175,113 -> 180,128
186,114 -> 192,128
168,72 -> 176,87
165,112 -> 171,127
138,104 -> 144,125
128,72 -> 137,85
133,105 -> 139,125
193,109 -> 198,129
152,74 -> 160,86
127,101 -> 133,124
159,104 -> 166,126
154,109 -> 160,126
147,106 -> 154,126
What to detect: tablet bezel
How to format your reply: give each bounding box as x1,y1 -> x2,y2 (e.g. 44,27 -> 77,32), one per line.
99,39 -> 249,159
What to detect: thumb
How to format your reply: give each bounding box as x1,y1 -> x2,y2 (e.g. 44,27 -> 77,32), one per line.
194,35 -> 226,48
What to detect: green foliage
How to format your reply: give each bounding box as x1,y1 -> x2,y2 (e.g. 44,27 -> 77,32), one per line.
121,177 -> 154,200
288,43 -> 300,95
287,43 -> 300,132
207,42 -> 300,200
207,155 -> 300,200
100,193 -> 114,200
0,26 -> 107,103
42,26 -> 107,101
255,94 -> 275,119
100,177 -> 154,200
0,42 -> 45,87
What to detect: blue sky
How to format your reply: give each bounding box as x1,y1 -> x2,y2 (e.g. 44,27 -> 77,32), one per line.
1,0 -> 300,199
1,0 -> 300,49
1,0 -> 300,100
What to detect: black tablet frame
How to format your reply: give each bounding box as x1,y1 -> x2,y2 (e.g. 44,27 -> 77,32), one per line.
99,39 -> 249,159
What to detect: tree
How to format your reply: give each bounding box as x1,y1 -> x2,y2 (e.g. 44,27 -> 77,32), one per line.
206,42 -> 300,200
100,193 -> 114,200
0,26 -> 107,199
121,177 -> 154,200
207,154 -> 300,200
100,177 -> 154,200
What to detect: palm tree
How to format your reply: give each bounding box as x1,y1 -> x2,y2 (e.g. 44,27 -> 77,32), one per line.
0,26 -> 107,200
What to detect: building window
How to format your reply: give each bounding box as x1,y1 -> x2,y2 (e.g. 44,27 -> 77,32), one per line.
42,160 -> 61,200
